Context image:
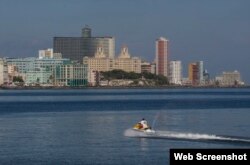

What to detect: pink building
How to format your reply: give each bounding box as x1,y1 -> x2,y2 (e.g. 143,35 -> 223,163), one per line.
156,37 -> 168,77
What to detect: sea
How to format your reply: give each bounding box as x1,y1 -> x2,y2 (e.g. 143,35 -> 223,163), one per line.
0,88 -> 250,165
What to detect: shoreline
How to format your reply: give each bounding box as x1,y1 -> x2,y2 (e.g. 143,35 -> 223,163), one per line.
1,85 -> 249,90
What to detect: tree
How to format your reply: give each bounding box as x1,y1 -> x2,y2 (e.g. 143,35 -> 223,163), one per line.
13,76 -> 24,83
100,70 -> 169,86
155,75 -> 169,85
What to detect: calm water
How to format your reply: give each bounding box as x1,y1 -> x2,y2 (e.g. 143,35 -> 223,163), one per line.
0,88 -> 250,164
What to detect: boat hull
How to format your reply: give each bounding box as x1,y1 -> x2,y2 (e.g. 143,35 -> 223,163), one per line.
132,128 -> 156,134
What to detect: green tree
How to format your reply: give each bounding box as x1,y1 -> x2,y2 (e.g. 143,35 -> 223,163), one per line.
13,76 -> 24,83
156,75 -> 169,85
100,70 -> 169,86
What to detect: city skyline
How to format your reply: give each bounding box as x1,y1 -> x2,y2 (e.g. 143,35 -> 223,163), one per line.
0,0 -> 249,83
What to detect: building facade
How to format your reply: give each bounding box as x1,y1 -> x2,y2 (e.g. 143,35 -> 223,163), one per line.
197,61 -> 204,84
188,61 -> 204,85
26,68 -> 52,85
6,57 -> 71,74
156,37 -> 169,77
141,62 -> 151,73
115,46 -> 141,73
0,58 -> 8,85
39,48 -> 53,59
54,26 -> 115,62
53,64 -> 88,86
220,70 -> 243,86
88,70 -> 99,86
169,61 -> 182,85
150,63 -> 156,75
83,46 -> 141,74
6,57 -> 71,85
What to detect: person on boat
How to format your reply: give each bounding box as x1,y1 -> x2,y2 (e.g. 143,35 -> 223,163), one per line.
139,118 -> 149,130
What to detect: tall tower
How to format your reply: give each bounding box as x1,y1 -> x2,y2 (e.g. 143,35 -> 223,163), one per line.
156,37 -> 168,77
188,61 -> 204,85
82,25 -> 92,38
169,61 -> 182,85
189,63 -> 199,85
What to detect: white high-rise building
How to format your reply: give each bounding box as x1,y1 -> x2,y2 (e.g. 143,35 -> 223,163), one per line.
169,61 -> 182,85
197,61 -> 204,84
0,58 -> 8,85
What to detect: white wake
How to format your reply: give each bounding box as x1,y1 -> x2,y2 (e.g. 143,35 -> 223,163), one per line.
124,129 -> 250,143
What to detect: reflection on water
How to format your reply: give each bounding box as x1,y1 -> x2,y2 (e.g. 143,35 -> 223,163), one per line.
139,138 -> 149,152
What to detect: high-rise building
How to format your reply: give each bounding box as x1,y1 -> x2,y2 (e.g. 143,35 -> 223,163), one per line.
203,69 -> 210,85
188,61 -> 204,85
82,25 -> 91,38
197,61 -> 204,84
169,61 -> 182,85
155,37 -> 169,77
53,26 -> 115,62
0,58 -> 8,85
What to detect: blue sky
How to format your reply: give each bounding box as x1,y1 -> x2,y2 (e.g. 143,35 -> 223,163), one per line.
0,0 -> 249,83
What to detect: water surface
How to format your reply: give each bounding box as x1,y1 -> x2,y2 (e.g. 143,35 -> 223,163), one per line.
0,88 -> 249,164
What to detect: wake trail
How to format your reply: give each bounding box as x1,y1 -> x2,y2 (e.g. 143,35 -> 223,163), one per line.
124,129 -> 250,145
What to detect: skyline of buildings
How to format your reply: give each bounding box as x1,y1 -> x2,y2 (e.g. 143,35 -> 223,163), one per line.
0,26 -> 246,87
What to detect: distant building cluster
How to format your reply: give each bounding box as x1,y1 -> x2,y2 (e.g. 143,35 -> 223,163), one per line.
215,71 -> 244,86
0,26 -> 245,87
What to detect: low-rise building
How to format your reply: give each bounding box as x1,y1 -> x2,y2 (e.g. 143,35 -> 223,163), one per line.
6,57 -> 71,85
26,68 -> 52,85
53,64 -> 88,87
141,61 -> 156,74
8,64 -> 25,84
221,70 -> 244,86
217,70 -> 244,86
6,57 -> 70,74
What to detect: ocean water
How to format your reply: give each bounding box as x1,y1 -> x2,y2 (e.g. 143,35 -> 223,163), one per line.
0,88 -> 250,164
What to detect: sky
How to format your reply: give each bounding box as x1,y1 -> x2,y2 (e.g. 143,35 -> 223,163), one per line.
0,0 -> 249,83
